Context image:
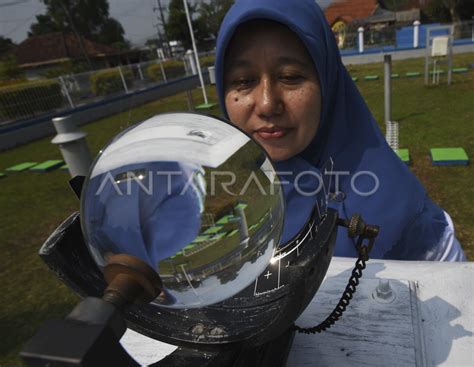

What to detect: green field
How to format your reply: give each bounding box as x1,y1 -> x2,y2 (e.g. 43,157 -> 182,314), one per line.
1,53 -> 473,365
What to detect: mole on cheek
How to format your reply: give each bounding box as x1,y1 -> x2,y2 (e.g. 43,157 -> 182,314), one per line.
234,97 -> 239,102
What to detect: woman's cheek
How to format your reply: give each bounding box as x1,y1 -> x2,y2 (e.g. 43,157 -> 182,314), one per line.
226,93 -> 252,125
225,92 -> 239,119
293,87 -> 321,114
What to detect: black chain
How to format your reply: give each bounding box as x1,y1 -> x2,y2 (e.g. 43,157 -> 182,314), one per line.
293,214 -> 378,334
293,255 -> 366,334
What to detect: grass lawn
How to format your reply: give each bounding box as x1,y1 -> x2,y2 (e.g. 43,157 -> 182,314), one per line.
0,53 -> 473,365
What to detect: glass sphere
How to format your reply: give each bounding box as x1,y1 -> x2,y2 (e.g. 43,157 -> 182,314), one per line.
80,113 -> 284,308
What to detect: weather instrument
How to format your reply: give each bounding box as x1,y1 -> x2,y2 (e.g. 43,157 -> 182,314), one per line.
21,113 -> 379,366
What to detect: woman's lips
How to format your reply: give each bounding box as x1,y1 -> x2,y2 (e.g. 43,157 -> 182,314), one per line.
255,126 -> 291,140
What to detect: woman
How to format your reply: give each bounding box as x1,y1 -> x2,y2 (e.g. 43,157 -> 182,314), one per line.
214,0 -> 466,260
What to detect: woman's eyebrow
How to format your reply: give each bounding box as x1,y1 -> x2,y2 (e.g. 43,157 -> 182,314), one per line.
226,56 -> 311,71
276,56 -> 310,68
226,58 -> 252,71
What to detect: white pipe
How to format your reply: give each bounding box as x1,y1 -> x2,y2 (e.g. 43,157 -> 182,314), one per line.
471,17 -> 474,42
413,20 -> 420,48
156,49 -> 167,82
183,0 -> 208,105
51,115 -> 92,177
118,66 -> 129,93
58,76 -> 74,108
358,27 -> 364,53
137,64 -> 144,80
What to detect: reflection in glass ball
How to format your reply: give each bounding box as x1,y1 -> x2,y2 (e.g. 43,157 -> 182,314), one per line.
81,113 -> 284,308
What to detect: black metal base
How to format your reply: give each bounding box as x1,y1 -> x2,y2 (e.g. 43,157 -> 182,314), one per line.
27,209 -> 338,366
37,210 -> 337,349
21,297 -> 139,367
153,327 -> 295,367
21,295 -> 295,367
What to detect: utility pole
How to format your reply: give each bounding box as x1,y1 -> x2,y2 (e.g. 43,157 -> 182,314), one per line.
154,0 -> 169,57
183,0 -> 208,105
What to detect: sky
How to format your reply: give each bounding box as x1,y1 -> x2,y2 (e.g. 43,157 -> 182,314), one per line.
0,0 -> 332,47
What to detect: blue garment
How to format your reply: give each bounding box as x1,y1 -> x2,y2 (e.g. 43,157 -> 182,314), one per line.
214,0 -> 465,261
82,162 -> 203,269
275,157 -> 323,244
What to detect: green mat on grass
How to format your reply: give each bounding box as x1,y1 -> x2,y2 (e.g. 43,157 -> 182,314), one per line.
235,202 -> 248,210
364,75 -> 379,81
430,148 -> 469,166
216,215 -> 235,224
395,149 -> 411,164
391,73 -> 400,79
192,235 -> 212,244
352,77 -> 358,82
211,233 -> 226,241
0,173 -> 6,179
5,162 -> 37,172
406,72 -> 421,77
29,160 -> 64,172
431,148 -> 468,161
203,226 -> 224,235
227,229 -> 239,237
195,102 -> 217,110
452,67 -> 468,73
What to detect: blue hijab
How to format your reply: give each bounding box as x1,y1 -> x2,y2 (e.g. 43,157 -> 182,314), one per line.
82,162 -> 202,269
215,0 -> 461,260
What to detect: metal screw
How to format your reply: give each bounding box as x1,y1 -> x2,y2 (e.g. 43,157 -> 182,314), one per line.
332,191 -> 346,202
209,327 -> 225,336
372,279 -> 395,303
191,323 -> 205,334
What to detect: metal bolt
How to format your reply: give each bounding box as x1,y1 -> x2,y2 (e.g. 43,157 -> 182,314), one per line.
372,279 -> 395,303
332,191 -> 346,202
376,279 -> 391,298
191,323 -> 205,334
209,327 -> 225,336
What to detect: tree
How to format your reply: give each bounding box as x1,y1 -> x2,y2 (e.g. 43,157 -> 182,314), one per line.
0,36 -> 15,58
98,18 -> 130,49
28,0 -> 128,49
197,0 -> 234,40
29,14 -> 61,36
379,0 -> 409,12
145,38 -> 160,49
425,0 -> 474,23
0,55 -> 24,81
165,0 -> 207,49
443,0 -> 462,23
425,0 -> 451,22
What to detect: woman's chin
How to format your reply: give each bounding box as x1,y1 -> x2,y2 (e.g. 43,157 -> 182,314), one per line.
254,134 -> 301,162
265,147 -> 294,162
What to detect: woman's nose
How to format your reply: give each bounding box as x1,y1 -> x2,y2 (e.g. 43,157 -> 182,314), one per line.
254,78 -> 283,118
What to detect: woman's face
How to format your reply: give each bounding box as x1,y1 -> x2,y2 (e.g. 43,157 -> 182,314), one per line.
224,21 -> 321,161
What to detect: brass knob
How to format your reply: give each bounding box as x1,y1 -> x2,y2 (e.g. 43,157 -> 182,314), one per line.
102,254 -> 163,308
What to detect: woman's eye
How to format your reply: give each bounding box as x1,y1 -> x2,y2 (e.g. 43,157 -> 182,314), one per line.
233,77 -> 255,89
279,74 -> 304,83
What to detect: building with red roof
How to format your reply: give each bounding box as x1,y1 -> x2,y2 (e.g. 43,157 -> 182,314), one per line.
323,0 -> 420,48
12,33 -> 142,77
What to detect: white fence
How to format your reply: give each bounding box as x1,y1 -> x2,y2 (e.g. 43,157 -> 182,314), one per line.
0,58 -> 191,126
1,20 -> 473,125
336,20 -> 474,53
